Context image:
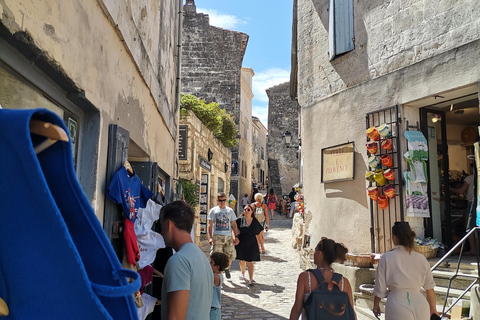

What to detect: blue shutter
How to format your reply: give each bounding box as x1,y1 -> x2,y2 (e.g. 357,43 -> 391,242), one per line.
329,0 -> 354,61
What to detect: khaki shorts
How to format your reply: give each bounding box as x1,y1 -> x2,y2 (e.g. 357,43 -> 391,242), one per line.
212,234 -> 236,262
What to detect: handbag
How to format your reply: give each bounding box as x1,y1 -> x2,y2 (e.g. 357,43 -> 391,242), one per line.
0,109 -> 140,319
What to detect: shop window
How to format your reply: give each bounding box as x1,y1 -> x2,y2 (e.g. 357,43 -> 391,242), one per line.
328,0 -> 354,61
218,178 -> 224,193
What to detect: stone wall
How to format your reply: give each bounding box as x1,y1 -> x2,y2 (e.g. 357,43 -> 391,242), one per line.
295,0 -> 480,253
0,0 -> 181,221
181,2 -> 248,126
297,0 -> 480,109
267,82 -> 299,196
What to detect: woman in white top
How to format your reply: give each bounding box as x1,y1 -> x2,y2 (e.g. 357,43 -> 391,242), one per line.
289,237 -> 356,320
373,222 -> 439,320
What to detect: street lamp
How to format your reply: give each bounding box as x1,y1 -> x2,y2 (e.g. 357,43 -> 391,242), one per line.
283,131 -> 299,148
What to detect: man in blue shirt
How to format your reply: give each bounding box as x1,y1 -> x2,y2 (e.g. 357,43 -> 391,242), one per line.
160,201 -> 213,319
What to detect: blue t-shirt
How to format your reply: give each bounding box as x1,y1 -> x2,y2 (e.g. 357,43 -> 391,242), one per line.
207,206 -> 237,236
107,166 -> 153,222
161,243 -> 213,319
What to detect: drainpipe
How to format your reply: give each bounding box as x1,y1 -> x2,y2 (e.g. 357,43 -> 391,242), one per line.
174,0 -> 183,115
174,0 -> 183,181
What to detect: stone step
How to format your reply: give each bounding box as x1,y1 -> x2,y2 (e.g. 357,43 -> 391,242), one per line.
433,285 -> 471,304
354,305 -> 384,320
432,269 -> 478,290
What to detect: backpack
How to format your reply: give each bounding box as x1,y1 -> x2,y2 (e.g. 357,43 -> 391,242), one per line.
304,269 -> 355,320
269,195 -> 276,203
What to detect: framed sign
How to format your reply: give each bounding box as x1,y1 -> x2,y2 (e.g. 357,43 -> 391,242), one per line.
178,125 -> 188,160
321,142 -> 355,183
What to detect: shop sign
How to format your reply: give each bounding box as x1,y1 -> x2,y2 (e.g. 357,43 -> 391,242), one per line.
178,125 -> 188,160
321,142 -> 355,183
199,156 -> 212,172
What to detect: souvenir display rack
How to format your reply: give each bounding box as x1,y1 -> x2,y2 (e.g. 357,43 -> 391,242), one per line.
366,105 -> 404,253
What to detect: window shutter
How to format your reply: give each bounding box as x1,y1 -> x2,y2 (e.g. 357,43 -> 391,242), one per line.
329,0 -> 354,61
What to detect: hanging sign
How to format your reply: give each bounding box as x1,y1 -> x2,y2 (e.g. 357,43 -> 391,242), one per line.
199,156 -> 212,172
321,142 -> 355,183
178,125 -> 188,160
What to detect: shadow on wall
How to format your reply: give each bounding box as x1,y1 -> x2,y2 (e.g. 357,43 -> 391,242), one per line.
313,0 -> 373,87
323,151 -> 369,209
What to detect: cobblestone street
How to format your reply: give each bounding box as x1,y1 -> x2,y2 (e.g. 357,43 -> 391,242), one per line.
201,211 -> 302,319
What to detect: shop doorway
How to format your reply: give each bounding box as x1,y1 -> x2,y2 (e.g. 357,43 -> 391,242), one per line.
420,93 -> 479,249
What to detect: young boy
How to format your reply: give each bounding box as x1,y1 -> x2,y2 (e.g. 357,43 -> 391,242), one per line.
241,193 -> 250,208
210,252 -> 229,320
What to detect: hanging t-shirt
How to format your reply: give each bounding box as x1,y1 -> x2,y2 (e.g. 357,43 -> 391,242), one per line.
134,199 -> 162,236
207,206 -> 237,236
137,292 -> 157,320
107,166 -> 153,222
137,230 -> 166,269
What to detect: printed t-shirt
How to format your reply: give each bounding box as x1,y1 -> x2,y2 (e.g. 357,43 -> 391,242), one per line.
207,206 -> 237,236
107,166 -> 153,222
161,243 -> 213,320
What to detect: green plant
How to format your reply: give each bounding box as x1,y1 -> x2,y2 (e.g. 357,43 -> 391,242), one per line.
180,94 -> 238,148
178,178 -> 198,209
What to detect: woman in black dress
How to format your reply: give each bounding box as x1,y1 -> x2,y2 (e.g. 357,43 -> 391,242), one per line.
235,205 -> 264,285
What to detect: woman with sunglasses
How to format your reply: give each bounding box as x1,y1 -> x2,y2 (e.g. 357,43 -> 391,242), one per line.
290,237 -> 355,320
234,205 -> 264,285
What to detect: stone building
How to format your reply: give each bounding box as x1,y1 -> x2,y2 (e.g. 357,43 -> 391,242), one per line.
0,0 -> 181,237
267,81 -> 300,197
292,0 -> 480,254
178,110 -> 232,244
252,116 -> 268,188
238,68 -> 254,203
181,0 -> 249,213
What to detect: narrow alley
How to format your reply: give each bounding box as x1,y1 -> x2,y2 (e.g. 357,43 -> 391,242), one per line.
202,213 -> 302,320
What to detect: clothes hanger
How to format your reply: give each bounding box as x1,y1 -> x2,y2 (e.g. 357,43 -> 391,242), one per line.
152,268 -> 163,278
157,182 -> 165,198
30,119 -> 69,154
0,297 -> 8,316
123,160 -> 134,175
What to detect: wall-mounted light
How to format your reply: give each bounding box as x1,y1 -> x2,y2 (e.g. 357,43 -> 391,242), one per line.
283,131 -> 299,148
207,148 -> 213,161
224,162 -> 229,173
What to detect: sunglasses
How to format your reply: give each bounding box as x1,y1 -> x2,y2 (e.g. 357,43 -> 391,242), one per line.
244,208 -> 252,212
218,199 -> 226,202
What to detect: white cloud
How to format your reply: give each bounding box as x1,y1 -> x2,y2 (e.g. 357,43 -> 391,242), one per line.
252,104 -> 269,129
252,68 -> 290,103
197,8 -> 247,30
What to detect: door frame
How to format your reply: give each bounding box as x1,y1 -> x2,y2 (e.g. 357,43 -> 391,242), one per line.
420,108 -> 452,247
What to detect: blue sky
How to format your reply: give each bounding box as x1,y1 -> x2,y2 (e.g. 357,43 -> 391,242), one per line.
193,0 -> 293,128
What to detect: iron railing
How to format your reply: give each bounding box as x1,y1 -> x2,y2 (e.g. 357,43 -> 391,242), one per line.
431,227 -> 480,316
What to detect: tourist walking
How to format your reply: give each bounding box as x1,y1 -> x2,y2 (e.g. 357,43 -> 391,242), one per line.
373,221 -> 439,320
289,237 -> 356,320
251,193 -> 269,254
267,188 -> 277,220
288,188 -> 296,219
209,252 -> 229,320
159,201 -> 213,320
235,205 -> 264,285
208,192 -> 239,279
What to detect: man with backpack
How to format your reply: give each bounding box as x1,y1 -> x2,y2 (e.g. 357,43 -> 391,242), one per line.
289,238 -> 356,320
